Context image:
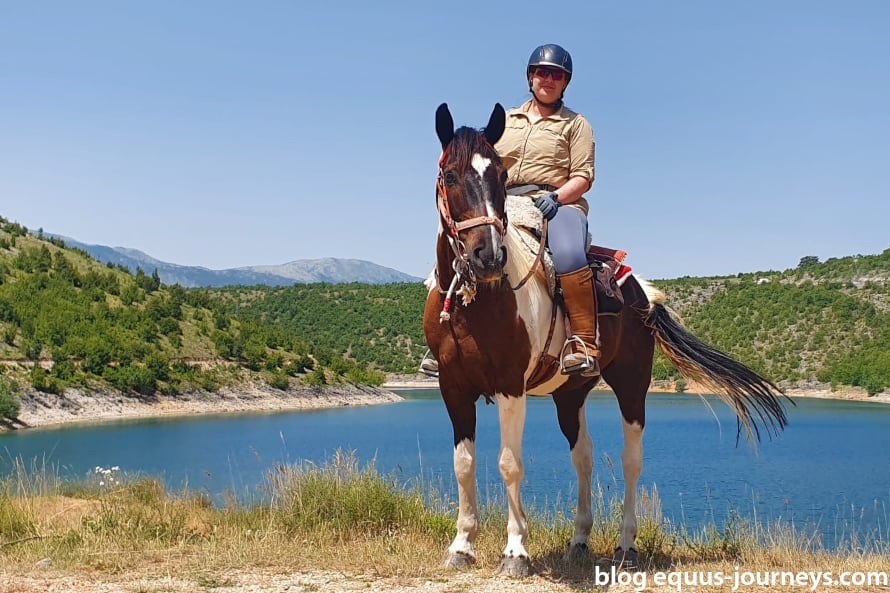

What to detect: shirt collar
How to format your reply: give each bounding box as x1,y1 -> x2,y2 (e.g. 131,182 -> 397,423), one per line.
513,99 -> 570,121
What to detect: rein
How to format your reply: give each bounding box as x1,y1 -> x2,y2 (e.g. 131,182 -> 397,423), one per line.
507,219 -> 547,291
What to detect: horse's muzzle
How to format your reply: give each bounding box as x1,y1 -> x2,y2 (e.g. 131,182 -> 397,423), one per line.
470,243 -> 507,282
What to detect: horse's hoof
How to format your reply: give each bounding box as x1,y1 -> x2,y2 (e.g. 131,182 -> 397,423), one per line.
498,554 -> 532,577
612,547 -> 639,571
443,551 -> 475,569
563,542 -> 589,562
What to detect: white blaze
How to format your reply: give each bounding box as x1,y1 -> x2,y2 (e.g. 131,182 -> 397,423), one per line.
470,153 -> 500,247
471,153 -> 491,182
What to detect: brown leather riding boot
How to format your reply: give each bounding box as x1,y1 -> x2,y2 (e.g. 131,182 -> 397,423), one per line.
558,266 -> 601,377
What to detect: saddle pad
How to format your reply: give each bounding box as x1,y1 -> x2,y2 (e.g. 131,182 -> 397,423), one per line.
505,194 -> 545,231
506,194 -> 633,297
505,223 -> 556,294
505,195 -> 556,293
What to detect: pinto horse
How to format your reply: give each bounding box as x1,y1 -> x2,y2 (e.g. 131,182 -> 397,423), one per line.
422,103 -> 790,576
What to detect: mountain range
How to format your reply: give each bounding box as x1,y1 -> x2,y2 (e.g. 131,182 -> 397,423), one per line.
55,236 -> 422,287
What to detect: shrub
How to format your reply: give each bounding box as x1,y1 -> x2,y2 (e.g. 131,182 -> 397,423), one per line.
304,367 -> 327,387
103,365 -> 158,396
29,367 -> 62,394
266,371 -> 290,391
0,377 -> 21,420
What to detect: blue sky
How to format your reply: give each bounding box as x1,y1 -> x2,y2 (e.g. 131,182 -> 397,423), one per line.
1,1 -> 887,281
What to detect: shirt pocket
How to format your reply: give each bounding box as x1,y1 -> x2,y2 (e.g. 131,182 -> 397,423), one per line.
532,124 -> 571,174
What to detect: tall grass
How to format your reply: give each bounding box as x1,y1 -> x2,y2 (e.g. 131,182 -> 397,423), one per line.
1,449 -> 888,582
265,449 -> 452,541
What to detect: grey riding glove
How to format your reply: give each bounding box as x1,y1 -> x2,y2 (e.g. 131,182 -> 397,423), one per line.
534,192 -> 560,221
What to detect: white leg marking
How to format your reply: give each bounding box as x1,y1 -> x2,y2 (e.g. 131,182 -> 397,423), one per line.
619,419 -> 644,551
449,438 -> 478,558
570,404 -> 594,547
495,393 -> 529,559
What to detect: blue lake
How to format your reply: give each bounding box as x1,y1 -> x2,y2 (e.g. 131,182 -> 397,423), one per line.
1,390 -> 888,548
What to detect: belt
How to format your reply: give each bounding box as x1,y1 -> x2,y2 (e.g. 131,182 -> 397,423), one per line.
506,184 -> 557,196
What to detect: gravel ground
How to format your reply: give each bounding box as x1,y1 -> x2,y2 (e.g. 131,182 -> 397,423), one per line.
0,570 -> 645,593
3,568 -> 888,593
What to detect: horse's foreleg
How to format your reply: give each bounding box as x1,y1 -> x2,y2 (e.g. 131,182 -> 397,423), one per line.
447,437 -> 478,567
495,393 -> 531,576
617,418 -> 643,568
554,391 -> 593,559
443,395 -> 478,568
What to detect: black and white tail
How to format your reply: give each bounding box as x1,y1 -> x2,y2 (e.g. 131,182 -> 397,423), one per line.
637,277 -> 791,442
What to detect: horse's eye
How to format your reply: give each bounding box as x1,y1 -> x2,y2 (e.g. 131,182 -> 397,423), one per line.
500,171 -> 508,184
444,171 -> 458,186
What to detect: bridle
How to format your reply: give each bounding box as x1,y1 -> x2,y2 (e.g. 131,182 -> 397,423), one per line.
434,144 -> 547,321
435,147 -> 507,242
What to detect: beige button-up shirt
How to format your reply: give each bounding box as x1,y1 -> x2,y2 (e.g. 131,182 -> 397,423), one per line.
495,100 -> 595,214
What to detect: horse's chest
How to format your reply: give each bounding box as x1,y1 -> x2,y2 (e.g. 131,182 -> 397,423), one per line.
447,308 -> 530,390
425,293 -> 525,386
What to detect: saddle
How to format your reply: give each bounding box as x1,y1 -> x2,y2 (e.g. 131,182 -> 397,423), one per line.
505,196 -> 631,315
420,201 -> 634,383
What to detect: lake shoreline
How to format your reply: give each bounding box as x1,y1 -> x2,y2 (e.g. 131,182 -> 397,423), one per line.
3,382 -> 404,432
382,377 -> 890,404
4,376 -> 888,433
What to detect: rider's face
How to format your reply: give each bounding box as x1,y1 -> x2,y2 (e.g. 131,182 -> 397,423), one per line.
529,67 -> 568,104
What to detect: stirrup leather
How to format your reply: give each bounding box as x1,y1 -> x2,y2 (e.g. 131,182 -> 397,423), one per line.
418,349 -> 439,378
559,336 -> 600,377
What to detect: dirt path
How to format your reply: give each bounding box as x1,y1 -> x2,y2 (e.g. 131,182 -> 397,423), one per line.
4,570 -> 889,593
1,569 -> 633,593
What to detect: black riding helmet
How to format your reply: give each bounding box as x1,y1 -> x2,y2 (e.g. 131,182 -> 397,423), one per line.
527,44 -> 573,83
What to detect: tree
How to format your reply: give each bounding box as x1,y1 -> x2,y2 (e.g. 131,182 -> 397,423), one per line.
798,255 -> 820,268
135,267 -> 159,293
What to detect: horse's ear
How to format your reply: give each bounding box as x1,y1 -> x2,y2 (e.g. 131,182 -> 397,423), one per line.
484,103 -> 506,145
436,103 -> 454,148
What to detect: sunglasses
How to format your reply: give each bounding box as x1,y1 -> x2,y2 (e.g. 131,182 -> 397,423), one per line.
532,67 -> 565,81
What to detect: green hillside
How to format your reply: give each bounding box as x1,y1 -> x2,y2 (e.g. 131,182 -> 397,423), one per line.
654,250 -> 890,395
0,217 -> 384,420
202,282 -> 429,374
208,250 -> 890,395
3,210 -> 887,424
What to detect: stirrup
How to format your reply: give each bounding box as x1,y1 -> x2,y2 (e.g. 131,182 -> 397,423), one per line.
559,336 -> 600,378
418,350 -> 439,378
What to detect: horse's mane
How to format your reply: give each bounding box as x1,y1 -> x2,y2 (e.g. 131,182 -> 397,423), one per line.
448,126 -> 500,173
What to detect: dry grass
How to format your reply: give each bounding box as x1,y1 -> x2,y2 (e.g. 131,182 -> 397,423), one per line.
1,451 -> 888,592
